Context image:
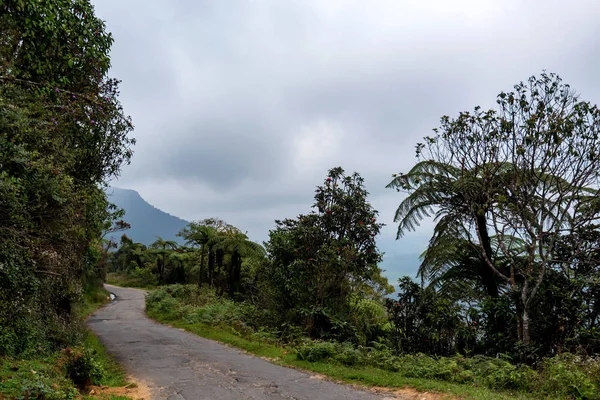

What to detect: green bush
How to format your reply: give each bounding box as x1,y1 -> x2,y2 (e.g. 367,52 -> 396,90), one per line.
163,284 -> 199,301
333,343 -> 364,366
16,379 -> 78,400
296,341 -> 339,362
65,346 -> 105,388
150,296 -> 180,321
540,354 -> 599,399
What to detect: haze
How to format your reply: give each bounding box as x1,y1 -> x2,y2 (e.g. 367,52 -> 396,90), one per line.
93,0 -> 600,282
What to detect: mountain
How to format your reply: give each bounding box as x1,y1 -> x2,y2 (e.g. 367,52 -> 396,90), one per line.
106,187 -> 189,245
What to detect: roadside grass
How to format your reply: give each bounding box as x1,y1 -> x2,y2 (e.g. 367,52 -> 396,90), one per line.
105,272 -> 157,290
0,286 -> 135,400
146,311 -> 544,400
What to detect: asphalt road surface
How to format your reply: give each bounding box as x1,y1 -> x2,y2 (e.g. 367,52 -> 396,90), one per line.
88,284 -> 399,400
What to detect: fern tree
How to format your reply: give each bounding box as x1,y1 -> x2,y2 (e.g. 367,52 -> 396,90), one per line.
213,228 -> 266,298
179,222 -> 216,287
387,160 -> 504,298
150,236 -> 178,284
393,72 -> 600,346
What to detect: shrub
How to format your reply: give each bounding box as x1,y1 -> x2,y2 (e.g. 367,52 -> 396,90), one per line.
17,379 -> 78,400
249,327 -> 279,345
64,347 -> 105,388
333,343 -> 364,366
296,341 -> 338,362
540,354 -> 599,399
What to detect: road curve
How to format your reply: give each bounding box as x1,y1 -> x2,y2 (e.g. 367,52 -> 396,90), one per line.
88,284 -> 398,400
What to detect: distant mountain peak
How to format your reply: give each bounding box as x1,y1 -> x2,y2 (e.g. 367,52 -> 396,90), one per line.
106,187 -> 189,245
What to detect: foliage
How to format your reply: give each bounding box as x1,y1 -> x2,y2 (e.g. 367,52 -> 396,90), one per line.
388,72 -> 600,357
296,342 -> 600,398
108,219 -> 267,297
147,284 -> 600,399
64,346 -> 105,388
0,290 -> 131,399
264,167 -> 391,340
0,0 -> 134,357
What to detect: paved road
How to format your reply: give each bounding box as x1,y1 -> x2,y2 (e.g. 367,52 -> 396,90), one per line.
88,285 -> 397,400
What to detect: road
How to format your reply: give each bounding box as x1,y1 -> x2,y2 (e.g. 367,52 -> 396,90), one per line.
88,284 -> 400,400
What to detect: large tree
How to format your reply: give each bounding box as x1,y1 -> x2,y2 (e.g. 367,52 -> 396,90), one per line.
391,73 -> 600,345
0,0 -> 134,354
266,167 -> 390,336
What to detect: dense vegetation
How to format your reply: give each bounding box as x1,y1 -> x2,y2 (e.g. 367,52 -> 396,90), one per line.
110,74 -> 600,398
1,0 -> 599,397
147,285 -> 600,399
386,73 -> 600,361
1,0 -> 135,397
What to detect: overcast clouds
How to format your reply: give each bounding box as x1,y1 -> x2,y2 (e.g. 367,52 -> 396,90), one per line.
93,0 -> 600,281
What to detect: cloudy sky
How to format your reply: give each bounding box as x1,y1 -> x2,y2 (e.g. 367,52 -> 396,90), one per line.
93,0 -> 600,282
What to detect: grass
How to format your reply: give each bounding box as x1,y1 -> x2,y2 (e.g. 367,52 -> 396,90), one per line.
146,312 -> 544,400
0,285 -> 135,400
77,285 -> 114,318
105,272 -> 156,290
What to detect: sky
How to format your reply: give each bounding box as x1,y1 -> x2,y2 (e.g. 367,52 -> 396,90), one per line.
93,0 -> 600,284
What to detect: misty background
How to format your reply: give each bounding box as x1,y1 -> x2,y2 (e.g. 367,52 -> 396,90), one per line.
94,0 -> 600,287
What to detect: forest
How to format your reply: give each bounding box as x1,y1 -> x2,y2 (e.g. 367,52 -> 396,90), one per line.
1,0 -> 600,399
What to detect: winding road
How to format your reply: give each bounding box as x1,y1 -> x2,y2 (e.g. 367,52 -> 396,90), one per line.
88,285 -> 402,400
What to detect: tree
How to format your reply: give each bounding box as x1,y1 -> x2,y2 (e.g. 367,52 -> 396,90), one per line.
266,167 -> 390,337
179,218 -> 227,288
0,0 -> 134,355
213,228 -> 265,298
150,237 -> 178,284
387,161 -> 504,298
393,72 -> 600,345
112,235 -> 146,272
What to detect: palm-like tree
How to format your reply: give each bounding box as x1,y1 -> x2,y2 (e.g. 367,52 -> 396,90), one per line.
179,223 -> 217,287
213,228 -> 266,298
150,236 -> 178,284
387,160 -> 502,297
179,218 -> 228,288
113,235 -> 147,272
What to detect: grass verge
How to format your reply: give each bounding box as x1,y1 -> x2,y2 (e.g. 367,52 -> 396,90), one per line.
0,286 -> 136,400
146,311 -> 544,400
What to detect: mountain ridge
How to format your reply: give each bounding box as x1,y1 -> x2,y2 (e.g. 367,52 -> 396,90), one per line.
106,187 -> 189,245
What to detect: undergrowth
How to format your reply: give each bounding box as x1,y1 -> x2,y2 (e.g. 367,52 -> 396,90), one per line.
0,286 -> 132,399
106,271 -> 157,289
147,284 -> 600,400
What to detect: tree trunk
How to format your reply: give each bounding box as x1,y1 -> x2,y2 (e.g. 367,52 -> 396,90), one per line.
199,247 -> 206,288
522,307 -> 531,345
514,290 -> 524,342
475,213 -> 499,298
229,251 -> 242,298
208,247 -> 215,288
475,213 -> 508,342
216,249 -> 225,296
157,259 -> 164,284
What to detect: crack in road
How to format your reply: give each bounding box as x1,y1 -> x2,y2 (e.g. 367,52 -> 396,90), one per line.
88,284 -> 402,400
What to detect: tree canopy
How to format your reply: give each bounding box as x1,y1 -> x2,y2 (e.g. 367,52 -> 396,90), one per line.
0,0 -> 134,355
390,72 -> 600,355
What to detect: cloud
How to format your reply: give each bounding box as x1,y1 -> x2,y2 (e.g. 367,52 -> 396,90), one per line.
94,0 -> 600,278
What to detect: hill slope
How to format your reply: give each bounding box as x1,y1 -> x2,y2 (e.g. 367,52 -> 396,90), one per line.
106,187 -> 189,245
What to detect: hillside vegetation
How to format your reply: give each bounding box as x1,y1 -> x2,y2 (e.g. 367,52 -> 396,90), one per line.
0,0 -> 136,398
